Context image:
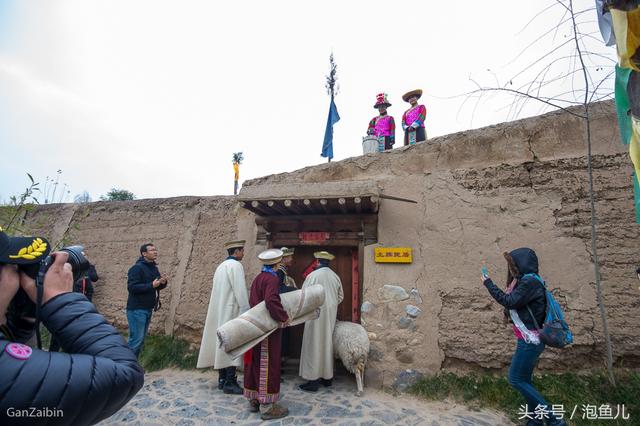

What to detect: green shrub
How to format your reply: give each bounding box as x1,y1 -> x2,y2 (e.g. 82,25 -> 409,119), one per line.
137,335 -> 200,372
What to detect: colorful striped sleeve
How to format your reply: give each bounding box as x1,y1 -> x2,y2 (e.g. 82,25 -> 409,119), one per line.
412,105 -> 427,128
390,117 -> 396,145
368,118 -> 376,134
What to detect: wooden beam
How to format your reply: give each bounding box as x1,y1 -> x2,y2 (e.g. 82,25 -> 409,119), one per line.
250,200 -> 273,215
302,199 -> 314,213
267,200 -> 289,215
253,213 -> 377,222
284,199 -> 303,214
369,195 -> 379,213
353,197 -> 362,214
379,194 -> 418,204
271,238 -> 359,247
319,198 -> 330,214
338,197 -> 348,214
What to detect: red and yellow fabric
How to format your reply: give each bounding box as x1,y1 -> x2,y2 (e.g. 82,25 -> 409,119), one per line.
611,7 -> 640,72
233,162 -> 240,181
610,6 -> 640,222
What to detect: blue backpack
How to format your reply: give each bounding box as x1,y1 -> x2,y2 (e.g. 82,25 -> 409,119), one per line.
523,273 -> 574,348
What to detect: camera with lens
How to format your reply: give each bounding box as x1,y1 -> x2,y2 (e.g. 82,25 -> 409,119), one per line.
6,245 -> 90,343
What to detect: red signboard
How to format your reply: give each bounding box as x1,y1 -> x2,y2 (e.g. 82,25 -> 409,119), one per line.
299,232 -> 330,245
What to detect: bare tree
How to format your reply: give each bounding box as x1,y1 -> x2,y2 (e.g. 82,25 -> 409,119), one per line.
462,0 -> 617,384
325,52 -> 339,99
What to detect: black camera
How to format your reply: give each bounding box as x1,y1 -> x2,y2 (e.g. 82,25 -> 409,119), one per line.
6,245 -> 90,343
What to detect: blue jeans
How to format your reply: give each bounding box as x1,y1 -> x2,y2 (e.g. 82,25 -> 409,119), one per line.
509,339 -> 563,425
127,309 -> 152,357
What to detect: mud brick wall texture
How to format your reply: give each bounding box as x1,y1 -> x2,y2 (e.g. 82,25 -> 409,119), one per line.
16,101 -> 640,385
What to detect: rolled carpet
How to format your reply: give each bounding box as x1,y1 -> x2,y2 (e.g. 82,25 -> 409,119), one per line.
217,285 -> 325,359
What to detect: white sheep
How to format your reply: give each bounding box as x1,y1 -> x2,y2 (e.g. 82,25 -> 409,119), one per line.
333,320 -> 370,396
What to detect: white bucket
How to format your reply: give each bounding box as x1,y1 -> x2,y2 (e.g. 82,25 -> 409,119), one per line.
362,135 -> 379,154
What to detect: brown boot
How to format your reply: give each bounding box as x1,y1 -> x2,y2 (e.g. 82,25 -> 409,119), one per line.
260,403 -> 289,420
248,399 -> 259,413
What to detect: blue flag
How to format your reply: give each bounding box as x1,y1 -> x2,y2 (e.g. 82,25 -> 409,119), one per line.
321,97 -> 340,160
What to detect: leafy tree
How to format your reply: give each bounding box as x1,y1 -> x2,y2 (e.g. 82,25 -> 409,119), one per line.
232,152 -> 244,195
100,188 -> 135,201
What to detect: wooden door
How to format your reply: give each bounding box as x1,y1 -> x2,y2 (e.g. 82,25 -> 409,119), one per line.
283,245 -> 356,358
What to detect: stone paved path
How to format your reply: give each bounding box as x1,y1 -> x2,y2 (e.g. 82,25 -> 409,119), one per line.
100,369 -> 514,425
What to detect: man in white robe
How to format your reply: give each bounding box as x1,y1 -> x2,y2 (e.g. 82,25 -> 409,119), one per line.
197,240 -> 250,394
298,251 -> 344,392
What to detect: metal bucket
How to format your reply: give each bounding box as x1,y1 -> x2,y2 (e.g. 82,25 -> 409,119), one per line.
362,135 -> 379,154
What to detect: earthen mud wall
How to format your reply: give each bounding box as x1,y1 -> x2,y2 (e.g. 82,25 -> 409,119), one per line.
18,101 -> 640,386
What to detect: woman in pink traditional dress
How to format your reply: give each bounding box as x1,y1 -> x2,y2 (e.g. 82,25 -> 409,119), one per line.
402,89 -> 427,146
367,93 -> 396,151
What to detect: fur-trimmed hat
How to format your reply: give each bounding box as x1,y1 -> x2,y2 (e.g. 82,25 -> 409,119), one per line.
402,89 -> 422,102
258,248 -> 283,265
374,93 -> 392,109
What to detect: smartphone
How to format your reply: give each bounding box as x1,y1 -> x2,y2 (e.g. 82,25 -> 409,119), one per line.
481,266 -> 489,278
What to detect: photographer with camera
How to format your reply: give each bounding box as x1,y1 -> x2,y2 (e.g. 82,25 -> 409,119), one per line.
0,230 -> 144,425
49,256 -> 99,352
126,243 -> 168,357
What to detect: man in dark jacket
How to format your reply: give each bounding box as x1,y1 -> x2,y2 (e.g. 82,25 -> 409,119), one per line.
0,230 -> 144,425
126,243 -> 168,357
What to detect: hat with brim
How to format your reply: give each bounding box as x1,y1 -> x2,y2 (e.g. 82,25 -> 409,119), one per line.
224,240 -> 246,250
281,247 -> 295,257
313,251 -> 335,261
0,229 -> 50,265
402,89 -> 423,102
258,248 -> 283,265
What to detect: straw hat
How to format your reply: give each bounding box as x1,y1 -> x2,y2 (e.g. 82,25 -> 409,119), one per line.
402,89 -> 422,102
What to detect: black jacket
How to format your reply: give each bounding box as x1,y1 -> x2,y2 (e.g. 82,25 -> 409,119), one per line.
483,247 -> 547,331
126,257 -> 166,311
0,293 -> 144,425
73,264 -> 99,301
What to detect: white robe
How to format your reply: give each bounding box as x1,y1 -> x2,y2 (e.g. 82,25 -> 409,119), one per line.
197,258 -> 249,369
299,266 -> 344,380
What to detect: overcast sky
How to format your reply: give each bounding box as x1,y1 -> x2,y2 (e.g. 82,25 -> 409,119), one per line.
0,0 -> 616,202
